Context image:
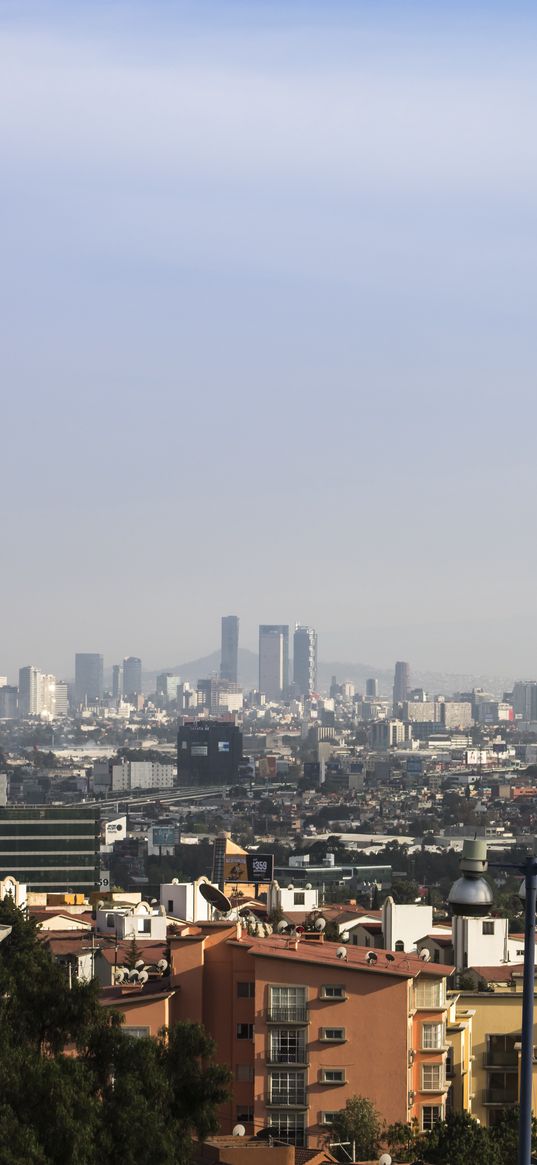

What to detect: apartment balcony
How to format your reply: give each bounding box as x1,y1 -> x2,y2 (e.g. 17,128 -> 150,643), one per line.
483,1051 -> 518,1069
483,1088 -> 518,1105
267,1054 -> 309,1067
266,1007 -> 309,1024
265,1092 -> 308,1110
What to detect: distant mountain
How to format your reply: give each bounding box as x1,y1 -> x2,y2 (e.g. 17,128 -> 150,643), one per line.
142,649 -> 508,697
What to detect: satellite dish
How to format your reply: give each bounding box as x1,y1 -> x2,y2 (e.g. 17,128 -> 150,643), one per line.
315,917 -> 326,931
379,1155 -> 392,1165
115,968 -> 125,983
135,959 -> 145,970
232,1125 -> 246,1137
199,883 -> 232,914
129,969 -> 139,982
287,884 -> 294,891
419,949 -> 431,962
366,951 -> 378,964
336,946 -> 347,960
340,931 -> 350,943
157,958 -> 169,973
277,920 -> 289,933
305,883 -> 312,890
296,925 -> 305,935
172,878 -> 179,885
138,969 -> 149,984
386,953 -> 395,963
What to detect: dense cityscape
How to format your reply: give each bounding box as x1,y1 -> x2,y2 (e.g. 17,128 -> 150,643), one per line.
1,617 -> 537,1160
3,0 -> 535,1161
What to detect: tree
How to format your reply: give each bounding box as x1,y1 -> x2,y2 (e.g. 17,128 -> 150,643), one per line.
0,895 -> 230,1165
415,1112 -> 503,1165
330,1096 -> 382,1161
385,1120 -> 419,1162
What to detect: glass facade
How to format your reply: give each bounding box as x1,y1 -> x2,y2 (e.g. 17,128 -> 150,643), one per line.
0,806 -> 100,891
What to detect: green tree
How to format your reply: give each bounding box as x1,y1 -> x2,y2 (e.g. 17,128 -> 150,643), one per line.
416,1112 -> 502,1165
385,1119 -> 419,1162
330,1096 -> 382,1161
0,895 -> 230,1165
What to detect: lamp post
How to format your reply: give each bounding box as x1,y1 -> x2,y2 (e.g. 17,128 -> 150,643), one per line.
448,839 -> 536,1165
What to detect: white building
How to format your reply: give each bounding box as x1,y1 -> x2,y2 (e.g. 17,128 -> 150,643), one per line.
96,900 -> 168,941
160,878 -> 213,921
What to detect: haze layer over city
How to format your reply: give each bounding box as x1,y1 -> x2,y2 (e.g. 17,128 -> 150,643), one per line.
2,1 -> 537,680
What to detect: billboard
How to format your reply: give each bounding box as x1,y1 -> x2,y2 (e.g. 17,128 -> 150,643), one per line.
224,852 -> 274,884
152,826 -> 177,848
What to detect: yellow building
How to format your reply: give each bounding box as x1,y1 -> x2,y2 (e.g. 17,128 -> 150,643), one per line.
446,995 -> 475,1116
455,975 -> 537,1127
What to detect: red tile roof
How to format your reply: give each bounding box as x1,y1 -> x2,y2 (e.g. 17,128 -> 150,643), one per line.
239,934 -> 452,979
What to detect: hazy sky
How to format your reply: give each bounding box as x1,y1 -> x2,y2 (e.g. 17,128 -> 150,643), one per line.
2,1 -> 537,682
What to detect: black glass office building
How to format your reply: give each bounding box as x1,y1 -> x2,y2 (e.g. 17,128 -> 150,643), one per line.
0,805 -> 100,891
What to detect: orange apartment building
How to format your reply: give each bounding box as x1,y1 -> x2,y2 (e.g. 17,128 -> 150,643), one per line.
170,922 -> 453,1147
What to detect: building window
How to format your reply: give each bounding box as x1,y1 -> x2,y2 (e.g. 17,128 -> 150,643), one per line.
269,986 -> 307,1022
422,1064 -> 445,1092
266,1113 -> 305,1146
236,1065 -> 254,1082
237,1024 -> 254,1040
269,1070 -> 306,1106
415,980 -> 446,1009
320,985 -> 345,1001
106,914 -> 115,928
237,981 -> 255,998
422,1023 -> 445,1050
321,1112 -> 339,1126
482,921 -> 495,935
293,892 -> 305,905
422,1105 -> 443,1131
236,1105 -> 254,1123
137,918 -> 151,934
320,1069 -> 346,1084
321,1028 -> 346,1042
270,1029 -> 306,1064
167,899 -> 174,912
395,940 -> 405,952
124,1026 -> 150,1038
446,1047 -> 454,1077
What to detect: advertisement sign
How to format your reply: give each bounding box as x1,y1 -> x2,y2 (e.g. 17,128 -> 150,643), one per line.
152,826 -> 177,848
104,815 -> 127,845
224,852 -> 274,884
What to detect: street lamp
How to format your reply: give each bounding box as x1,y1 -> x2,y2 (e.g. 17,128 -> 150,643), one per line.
448,839 -> 537,1165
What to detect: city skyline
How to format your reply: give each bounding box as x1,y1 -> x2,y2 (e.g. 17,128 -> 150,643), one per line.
3,2 -> 537,679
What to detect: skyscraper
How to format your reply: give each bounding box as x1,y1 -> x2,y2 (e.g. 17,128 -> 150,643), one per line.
75,653 -> 104,707
366,677 -> 379,698
259,625 -> 289,702
220,615 -> 239,683
393,661 -> 410,709
293,625 -> 318,697
123,656 -> 142,698
18,667 -> 57,718
112,664 -> 122,700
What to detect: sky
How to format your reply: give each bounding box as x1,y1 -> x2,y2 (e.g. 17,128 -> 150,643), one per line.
1,0 -> 537,682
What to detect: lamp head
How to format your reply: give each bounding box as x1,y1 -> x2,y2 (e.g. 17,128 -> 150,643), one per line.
448,839 -> 493,917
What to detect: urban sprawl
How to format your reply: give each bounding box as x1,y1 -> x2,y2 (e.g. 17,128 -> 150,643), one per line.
2,617 -> 537,1156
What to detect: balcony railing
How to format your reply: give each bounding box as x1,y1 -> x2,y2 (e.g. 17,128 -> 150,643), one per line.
266,1007 -> 309,1024
484,1088 -> 518,1105
267,1053 -> 308,1067
483,1051 -> 518,1068
265,1092 -> 307,1109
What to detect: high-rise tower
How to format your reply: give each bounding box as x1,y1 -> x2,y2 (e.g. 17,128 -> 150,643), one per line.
259,625 -> 289,702
75,654 -> 104,707
393,661 -> 410,709
220,615 -> 239,684
293,625 -> 318,698
123,657 -> 142,699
